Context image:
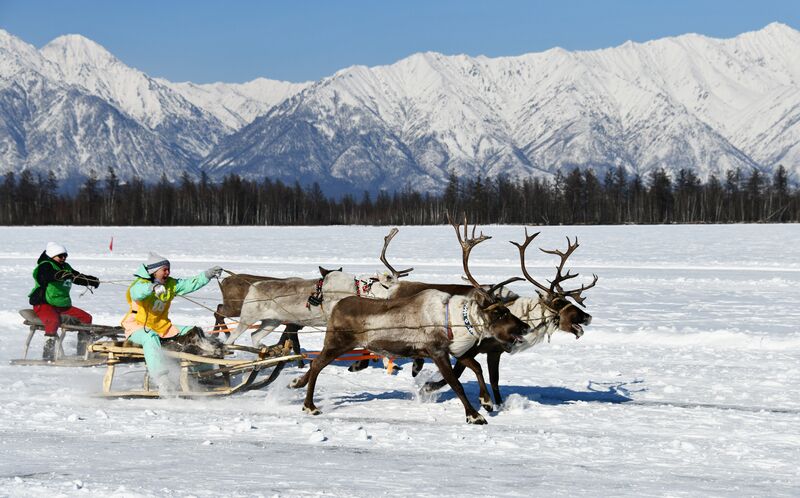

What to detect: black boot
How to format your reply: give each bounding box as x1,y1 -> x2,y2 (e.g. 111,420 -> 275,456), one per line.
43,336 -> 56,361
76,331 -> 90,356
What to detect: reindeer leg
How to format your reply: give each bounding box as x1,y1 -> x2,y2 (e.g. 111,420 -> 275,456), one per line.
225,318 -> 252,345
457,356 -> 493,412
213,304 -> 229,341
348,359 -> 369,372
487,351 -> 503,406
411,358 -> 425,377
298,345 -> 349,415
422,352 -> 469,393
282,324 -> 304,367
430,354 -> 486,425
250,321 -> 278,346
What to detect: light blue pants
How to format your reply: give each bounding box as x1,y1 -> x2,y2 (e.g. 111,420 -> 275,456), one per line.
129,326 -> 193,377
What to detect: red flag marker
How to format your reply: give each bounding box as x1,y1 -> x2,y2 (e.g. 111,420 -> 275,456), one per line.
109,237 -> 114,252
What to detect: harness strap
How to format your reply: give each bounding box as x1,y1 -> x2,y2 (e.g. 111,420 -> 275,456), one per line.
445,298 -> 453,340
353,278 -> 374,297
306,278 -> 324,309
462,302 -> 477,337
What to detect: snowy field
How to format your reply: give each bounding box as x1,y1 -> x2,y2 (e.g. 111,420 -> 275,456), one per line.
1,224 -> 799,497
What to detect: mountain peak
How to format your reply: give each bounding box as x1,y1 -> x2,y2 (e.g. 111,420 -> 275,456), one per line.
760,21 -> 797,35
41,34 -> 119,69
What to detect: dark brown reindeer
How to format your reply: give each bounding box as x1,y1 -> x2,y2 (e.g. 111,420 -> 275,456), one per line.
214,268 -> 341,365
290,217 -> 530,424
423,229 -> 597,407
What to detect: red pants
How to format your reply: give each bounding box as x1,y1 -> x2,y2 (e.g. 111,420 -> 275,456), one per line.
33,304 -> 92,335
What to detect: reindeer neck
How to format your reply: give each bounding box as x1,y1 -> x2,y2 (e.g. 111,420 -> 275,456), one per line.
449,295 -> 485,340
508,297 -> 560,352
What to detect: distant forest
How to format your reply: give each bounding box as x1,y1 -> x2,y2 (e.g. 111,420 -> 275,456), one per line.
1,165 -> 798,225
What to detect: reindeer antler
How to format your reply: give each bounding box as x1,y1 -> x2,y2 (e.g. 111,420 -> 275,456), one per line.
562,274 -> 598,306
512,230 -> 598,306
380,227 -> 413,278
540,236 -> 581,294
510,228 -> 550,294
448,212 -> 491,289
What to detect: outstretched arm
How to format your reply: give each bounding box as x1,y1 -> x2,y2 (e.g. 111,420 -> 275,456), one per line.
69,269 -> 100,288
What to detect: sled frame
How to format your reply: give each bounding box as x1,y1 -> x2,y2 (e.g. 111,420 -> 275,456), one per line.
88,342 -> 303,398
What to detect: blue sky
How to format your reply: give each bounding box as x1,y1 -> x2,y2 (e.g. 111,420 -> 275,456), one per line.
1,0 -> 798,83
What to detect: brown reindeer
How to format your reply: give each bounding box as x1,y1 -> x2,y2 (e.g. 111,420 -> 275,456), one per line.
347,227 -> 518,374
214,267 -> 341,365
423,229 -> 597,407
227,268 -> 393,347
290,217 -> 531,424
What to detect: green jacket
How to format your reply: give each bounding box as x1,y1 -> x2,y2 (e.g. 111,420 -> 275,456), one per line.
29,253 -> 75,307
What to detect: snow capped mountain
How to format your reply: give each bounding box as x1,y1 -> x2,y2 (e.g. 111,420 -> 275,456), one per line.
203,23 -> 800,192
40,34 -> 231,157
0,30 -> 197,188
161,77 -> 311,130
0,24 -> 798,193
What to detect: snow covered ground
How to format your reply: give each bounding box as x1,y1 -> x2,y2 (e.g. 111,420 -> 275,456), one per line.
1,224 -> 799,497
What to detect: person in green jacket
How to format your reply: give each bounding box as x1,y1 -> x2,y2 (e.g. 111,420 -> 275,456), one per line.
28,242 -> 100,360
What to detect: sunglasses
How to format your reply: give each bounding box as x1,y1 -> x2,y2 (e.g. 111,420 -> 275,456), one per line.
54,253 -> 68,259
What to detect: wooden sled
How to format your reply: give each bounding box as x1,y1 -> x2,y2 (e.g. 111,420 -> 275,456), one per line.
88,341 -> 303,398
12,309 -> 124,366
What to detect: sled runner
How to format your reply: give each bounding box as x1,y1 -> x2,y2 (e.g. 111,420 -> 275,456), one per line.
12,309 -> 124,366
88,340 -> 303,398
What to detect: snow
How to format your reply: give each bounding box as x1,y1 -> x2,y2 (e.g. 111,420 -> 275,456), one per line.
1,224 -> 799,496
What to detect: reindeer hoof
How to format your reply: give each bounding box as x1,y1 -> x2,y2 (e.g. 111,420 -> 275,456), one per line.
480,399 -> 494,413
303,405 -> 322,416
289,377 -> 305,389
348,360 -> 368,372
466,413 -> 487,425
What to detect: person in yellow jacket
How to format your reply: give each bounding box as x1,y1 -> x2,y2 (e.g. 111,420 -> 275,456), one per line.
122,253 -> 222,384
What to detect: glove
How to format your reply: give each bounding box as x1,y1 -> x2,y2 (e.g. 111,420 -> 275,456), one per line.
85,275 -> 100,289
153,284 -> 167,298
204,266 -> 223,280
74,273 -> 100,288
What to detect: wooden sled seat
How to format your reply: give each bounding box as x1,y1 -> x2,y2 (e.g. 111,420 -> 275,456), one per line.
14,309 -> 124,366
88,341 -> 303,398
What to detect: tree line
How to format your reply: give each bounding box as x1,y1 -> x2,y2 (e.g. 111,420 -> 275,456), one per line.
1,165 -> 798,226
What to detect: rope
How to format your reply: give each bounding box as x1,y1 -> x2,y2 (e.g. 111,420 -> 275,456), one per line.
88,274 -> 556,339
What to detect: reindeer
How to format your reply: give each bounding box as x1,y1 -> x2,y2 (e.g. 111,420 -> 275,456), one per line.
422,229 -> 597,408
214,268 -> 341,365
226,268 -> 392,348
290,217 -> 531,424
347,227 -> 518,373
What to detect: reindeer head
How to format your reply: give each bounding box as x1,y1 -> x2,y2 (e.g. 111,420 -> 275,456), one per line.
370,227 -> 414,290
511,229 -> 597,339
449,213 -> 530,346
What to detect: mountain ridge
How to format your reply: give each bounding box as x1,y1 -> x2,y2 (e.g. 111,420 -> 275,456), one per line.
0,23 -> 797,193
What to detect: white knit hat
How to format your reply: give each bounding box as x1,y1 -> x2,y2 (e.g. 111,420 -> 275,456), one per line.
144,252 -> 170,274
45,242 -> 68,258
